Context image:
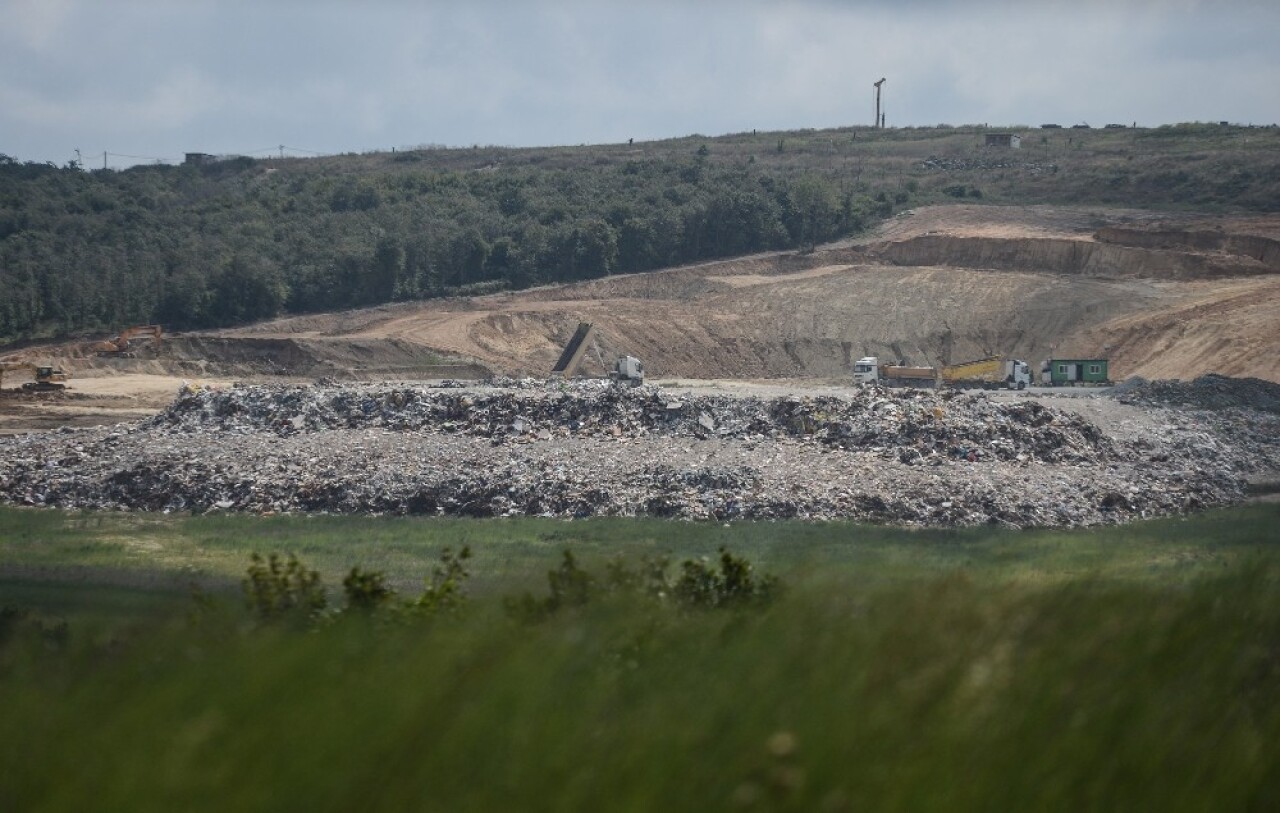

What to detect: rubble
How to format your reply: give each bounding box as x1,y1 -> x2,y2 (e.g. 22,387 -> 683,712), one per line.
1115,374 -> 1280,414
0,379 -> 1272,528
1111,374 -> 1280,477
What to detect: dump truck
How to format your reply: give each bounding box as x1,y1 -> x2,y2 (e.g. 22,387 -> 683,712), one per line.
551,322 -> 645,386
853,356 -> 1031,389
608,355 -> 645,386
852,360 -> 936,387
550,322 -> 595,379
940,356 -> 1031,390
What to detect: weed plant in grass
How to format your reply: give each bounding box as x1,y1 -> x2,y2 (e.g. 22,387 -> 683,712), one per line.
3,551 -> 1280,811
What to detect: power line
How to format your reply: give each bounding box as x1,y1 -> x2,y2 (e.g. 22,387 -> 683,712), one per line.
70,143 -> 333,169
233,145 -> 328,157
106,151 -> 175,162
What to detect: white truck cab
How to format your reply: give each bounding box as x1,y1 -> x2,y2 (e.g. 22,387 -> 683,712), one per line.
1004,359 -> 1032,390
852,357 -> 880,385
611,355 -> 645,386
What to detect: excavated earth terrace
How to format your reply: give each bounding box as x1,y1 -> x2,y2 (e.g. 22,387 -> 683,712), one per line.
1,379 -> 1277,528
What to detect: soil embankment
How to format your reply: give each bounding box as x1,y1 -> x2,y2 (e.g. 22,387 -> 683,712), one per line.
870,234 -> 1277,279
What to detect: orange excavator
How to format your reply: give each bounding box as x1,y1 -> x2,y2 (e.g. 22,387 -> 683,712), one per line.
0,361 -> 70,392
96,324 -> 163,356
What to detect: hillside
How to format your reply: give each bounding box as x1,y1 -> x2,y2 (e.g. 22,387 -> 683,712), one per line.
179,204 -> 1271,383
2,122 -> 1278,347
6,203 -> 1275,405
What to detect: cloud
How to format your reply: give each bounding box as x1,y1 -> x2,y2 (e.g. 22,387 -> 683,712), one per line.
1,0 -> 1277,164
1,0 -> 75,51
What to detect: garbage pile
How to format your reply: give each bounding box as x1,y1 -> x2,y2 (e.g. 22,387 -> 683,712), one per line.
0,381 -> 1262,527
147,381 -> 1113,465
1116,374 -> 1280,414
1113,374 -> 1280,478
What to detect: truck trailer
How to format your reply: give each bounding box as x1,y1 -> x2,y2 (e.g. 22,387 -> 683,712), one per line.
853,356 -> 1032,389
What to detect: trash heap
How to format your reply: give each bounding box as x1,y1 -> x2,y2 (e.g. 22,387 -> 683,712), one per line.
0,380 -> 1261,527
1116,374 -> 1280,414
147,381 -> 1113,465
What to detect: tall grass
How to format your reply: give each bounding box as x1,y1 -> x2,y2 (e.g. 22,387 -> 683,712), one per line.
3,559 -> 1278,811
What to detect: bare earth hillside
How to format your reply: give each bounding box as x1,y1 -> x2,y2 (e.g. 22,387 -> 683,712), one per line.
3,204 -> 1278,400
186,203 -> 1280,384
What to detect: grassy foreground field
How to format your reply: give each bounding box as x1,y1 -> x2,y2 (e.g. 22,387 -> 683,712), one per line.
2,505 -> 1280,811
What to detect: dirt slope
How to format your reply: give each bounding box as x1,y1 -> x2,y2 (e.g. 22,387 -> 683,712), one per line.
212,204 -> 1276,382
6,205 -> 1278,388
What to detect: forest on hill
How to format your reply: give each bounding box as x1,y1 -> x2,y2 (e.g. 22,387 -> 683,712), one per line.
2,123 -> 1278,344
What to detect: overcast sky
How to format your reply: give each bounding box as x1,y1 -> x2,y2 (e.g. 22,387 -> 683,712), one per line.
3,0 -> 1278,168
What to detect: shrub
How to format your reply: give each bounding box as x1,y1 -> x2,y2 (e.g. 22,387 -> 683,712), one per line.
508,547 -> 781,622
673,547 -> 780,609
506,549 -> 595,623
411,546 -> 472,617
343,567 -> 396,612
605,554 -> 672,599
242,552 -> 327,624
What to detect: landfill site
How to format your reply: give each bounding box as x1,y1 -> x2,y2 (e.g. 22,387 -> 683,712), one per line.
1,204 -> 1279,527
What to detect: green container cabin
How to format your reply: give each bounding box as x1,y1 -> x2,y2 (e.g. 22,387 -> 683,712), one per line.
1044,358 -> 1109,385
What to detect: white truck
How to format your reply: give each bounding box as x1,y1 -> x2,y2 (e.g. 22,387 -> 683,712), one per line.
853,356 -> 1032,389
609,355 -> 645,386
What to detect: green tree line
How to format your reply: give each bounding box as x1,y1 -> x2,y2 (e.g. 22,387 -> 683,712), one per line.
9,122 -> 1274,344
0,148 -> 887,342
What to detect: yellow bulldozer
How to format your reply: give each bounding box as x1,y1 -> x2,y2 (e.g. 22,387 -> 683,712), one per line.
0,361 -> 70,392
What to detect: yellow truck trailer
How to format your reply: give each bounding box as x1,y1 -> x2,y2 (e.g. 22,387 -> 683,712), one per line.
854,356 -> 1031,389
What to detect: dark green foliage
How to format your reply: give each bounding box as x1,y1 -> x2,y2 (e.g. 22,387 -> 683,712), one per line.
508,546 -> 780,621
245,547 -> 475,623
604,553 -> 672,598
410,545 -> 471,616
0,605 -> 27,648
506,548 -> 595,622
5,124 -> 1277,344
546,548 -> 594,608
342,567 -> 395,613
242,552 -> 327,624
0,148 -> 861,342
673,546 -> 781,609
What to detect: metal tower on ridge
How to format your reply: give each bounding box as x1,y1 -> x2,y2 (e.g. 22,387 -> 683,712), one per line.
874,78 -> 886,129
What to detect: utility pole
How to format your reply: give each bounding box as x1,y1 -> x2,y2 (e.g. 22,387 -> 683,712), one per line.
279,144 -> 285,159
873,78 -> 886,129
103,151 -> 108,170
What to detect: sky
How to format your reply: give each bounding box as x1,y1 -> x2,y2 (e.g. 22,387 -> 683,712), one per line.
3,0 -> 1278,168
